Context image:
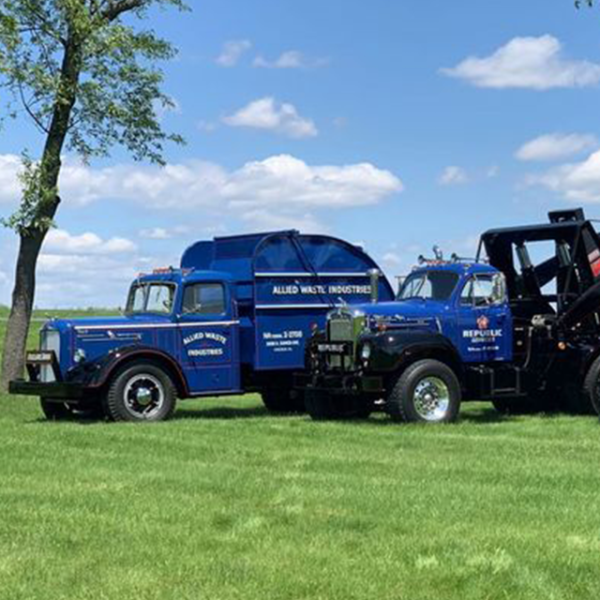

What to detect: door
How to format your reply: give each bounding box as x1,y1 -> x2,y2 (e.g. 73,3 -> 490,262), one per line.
177,282 -> 241,394
456,273 -> 513,363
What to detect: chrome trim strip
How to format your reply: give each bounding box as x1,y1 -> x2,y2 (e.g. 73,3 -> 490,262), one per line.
74,320 -> 240,331
256,303 -> 342,310
254,272 -> 370,278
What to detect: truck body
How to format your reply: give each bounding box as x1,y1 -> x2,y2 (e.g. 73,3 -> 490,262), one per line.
300,209 -> 600,422
10,230 -> 393,421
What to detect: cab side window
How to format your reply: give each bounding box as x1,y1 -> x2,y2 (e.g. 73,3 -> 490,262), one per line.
183,283 -> 226,315
461,275 -> 504,306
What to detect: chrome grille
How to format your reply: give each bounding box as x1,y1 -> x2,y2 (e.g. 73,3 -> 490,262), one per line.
327,311 -> 353,369
328,312 -> 353,341
40,329 -> 60,383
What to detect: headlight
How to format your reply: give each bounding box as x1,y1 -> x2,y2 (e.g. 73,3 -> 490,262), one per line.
74,348 -> 87,364
360,343 -> 372,361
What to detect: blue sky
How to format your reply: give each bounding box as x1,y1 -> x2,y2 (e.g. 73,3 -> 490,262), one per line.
2,0 -> 600,307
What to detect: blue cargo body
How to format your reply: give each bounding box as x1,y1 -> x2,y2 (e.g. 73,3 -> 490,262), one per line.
10,230 -> 393,421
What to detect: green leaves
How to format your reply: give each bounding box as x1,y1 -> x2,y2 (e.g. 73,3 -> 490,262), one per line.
1,153 -> 56,235
0,0 -> 187,231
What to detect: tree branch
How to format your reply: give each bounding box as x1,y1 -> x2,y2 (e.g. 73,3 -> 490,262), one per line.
17,80 -> 49,134
102,0 -> 147,21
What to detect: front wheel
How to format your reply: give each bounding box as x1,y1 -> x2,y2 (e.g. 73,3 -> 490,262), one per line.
104,362 -> 176,422
386,359 -> 461,423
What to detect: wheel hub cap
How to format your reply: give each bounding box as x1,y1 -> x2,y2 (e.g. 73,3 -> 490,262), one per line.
413,377 -> 450,421
124,374 -> 165,418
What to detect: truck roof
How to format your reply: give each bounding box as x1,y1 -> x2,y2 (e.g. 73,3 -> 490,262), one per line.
411,262 -> 498,277
136,269 -> 235,284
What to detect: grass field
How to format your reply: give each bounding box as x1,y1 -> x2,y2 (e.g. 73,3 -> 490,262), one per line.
1,313 -> 600,599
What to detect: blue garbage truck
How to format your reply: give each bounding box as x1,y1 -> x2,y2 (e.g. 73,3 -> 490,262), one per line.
10,230 -> 393,421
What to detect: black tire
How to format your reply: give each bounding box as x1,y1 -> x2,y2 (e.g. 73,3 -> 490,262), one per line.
305,388 -> 372,421
104,362 -> 176,422
261,388 -> 305,414
386,359 -> 461,423
582,357 -> 600,416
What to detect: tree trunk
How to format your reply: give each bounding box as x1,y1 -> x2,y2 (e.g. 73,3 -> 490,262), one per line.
0,28 -> 82,391
1,232 -> 46,387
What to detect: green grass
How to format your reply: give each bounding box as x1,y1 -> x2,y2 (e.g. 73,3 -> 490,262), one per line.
1,314 -> 600,599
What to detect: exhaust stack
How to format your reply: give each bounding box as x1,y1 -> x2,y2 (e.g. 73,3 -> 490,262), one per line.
368,268 -> 381,304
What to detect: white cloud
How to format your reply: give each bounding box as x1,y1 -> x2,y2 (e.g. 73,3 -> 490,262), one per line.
139,226 -> 190,240
253,51 -> 328,69
43,229 -> 137,255
59,155 -> 400,212
441,35 -> 600,90
439,166 -> 468,186
47,154 -> 401,211
139,227 -> 170,240
197,120 -> 218,133
525,150 -> 600,202
382,252 -> 402,266
223,97 -> 318,139
216,40 -> 252,67
0,153 -> 402,245
0,154 -> 23,204
516,133 -> 598,162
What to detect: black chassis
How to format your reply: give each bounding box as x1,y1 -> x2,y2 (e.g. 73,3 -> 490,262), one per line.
302,329 -> 462,397
304,323 -> 600,406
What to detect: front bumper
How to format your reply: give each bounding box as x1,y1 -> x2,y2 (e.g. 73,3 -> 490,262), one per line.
9,379 -> 84,400
295,372 -> 384,395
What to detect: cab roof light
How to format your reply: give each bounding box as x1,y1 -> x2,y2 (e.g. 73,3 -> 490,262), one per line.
152,266 -> 176,275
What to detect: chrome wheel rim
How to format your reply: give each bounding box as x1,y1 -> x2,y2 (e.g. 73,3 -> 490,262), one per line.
123,374 -> 165,419
412,376 -> 450,421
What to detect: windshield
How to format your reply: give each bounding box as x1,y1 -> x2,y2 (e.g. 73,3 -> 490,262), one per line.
126,283 -> 175,315
398,271 -> 459,301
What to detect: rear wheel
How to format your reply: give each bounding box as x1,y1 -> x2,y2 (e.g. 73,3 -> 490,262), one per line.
561,381 -> 595,415
104,362 -> 176,422
386,359 -> 461,423
582,357 -> 600,416
261,388 -> 305,414
305,388 -> 372,421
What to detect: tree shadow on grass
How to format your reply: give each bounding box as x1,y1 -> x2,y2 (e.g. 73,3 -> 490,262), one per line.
173,405 -> 272,421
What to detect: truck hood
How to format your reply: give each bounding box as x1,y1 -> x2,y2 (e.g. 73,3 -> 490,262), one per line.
43,314 -> 172,333
352,300 -> 451,321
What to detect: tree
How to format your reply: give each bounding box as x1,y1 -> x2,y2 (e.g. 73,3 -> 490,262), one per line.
0,0 -> 187,388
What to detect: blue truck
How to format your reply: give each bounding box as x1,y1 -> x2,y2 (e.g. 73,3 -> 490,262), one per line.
300,209 -> 600,422
10,230 -> 393,421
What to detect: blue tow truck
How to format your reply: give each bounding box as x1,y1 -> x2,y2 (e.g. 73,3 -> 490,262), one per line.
10,230 -> 393,421
300,209 -> 600,422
